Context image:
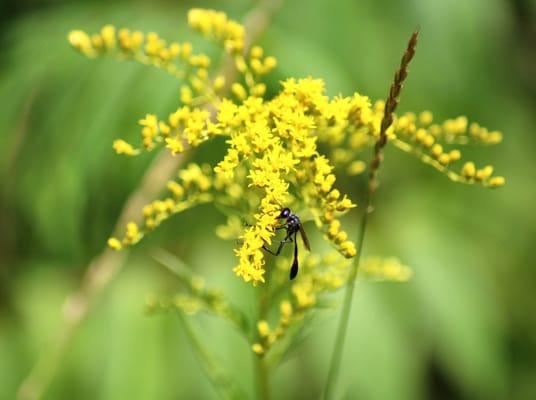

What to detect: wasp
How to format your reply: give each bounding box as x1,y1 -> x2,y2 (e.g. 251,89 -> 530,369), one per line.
263,207 -> 311,280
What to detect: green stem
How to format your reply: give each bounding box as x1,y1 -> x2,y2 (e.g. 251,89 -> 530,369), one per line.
253,268 -> 272,400
323,30 -> 418,399
254,354 -> 270,400
323,196 -> 371,400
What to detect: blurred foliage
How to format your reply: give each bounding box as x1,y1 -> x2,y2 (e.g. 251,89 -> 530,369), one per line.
1,0 -> 535,399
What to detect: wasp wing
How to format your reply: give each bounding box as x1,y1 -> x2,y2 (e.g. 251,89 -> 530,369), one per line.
298,224 -> 311,251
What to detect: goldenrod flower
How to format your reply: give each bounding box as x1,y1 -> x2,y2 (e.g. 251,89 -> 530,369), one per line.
69,8 -> 504,291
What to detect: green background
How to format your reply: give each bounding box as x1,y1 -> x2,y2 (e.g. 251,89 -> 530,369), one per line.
1,0 -> 535,398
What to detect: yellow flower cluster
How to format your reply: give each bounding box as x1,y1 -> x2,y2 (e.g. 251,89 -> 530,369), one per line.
208,79 -> 360,285
251,300 -> 294,355
388,111 -> 505,187
250,250 -> 413,355
110,77 -> 361,287
303,92 -> 505,188
187,8 -> 245,53
188,8 -> 276,99
69,25 -> 195,75
70,8 -> 504,290
288,251 -> 348,309
68,19 -> 226,107
148,239 -> 411,360
414,113 -> 502,145
112,107 -> 220,155
108,163 -> 213,249
309,156 -> 357,257
359,256 -> 413,282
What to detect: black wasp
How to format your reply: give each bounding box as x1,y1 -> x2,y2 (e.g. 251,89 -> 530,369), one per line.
263,207 -> 311,280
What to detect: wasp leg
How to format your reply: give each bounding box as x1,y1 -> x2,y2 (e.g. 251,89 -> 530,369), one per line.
270,224 -> 288,234
263,231 -> 292,256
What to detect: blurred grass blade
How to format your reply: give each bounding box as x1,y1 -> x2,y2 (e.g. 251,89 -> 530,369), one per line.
152,248 -> 195,286
152,248 -> 250,336
176,311 -> 246,400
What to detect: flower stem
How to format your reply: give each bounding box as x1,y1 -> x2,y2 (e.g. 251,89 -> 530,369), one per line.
254,354 -> 270,400
323,30 -> 419,400
254,269 -> 272,400
323,195 -> 371,400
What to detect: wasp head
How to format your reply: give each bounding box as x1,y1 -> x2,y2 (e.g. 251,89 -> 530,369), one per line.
279,207 -> 291,219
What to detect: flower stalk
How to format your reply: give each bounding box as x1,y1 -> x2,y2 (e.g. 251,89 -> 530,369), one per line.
254,353 -> 271,400
323,30 -> 419,400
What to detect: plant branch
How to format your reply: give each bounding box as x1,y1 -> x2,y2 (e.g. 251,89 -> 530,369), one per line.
323,30 -> 419,400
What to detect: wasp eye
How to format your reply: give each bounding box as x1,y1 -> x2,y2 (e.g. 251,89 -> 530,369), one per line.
280,208 -> 291,218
